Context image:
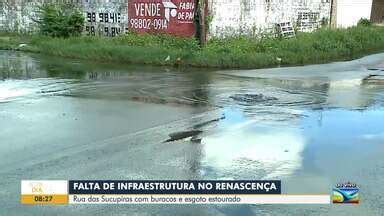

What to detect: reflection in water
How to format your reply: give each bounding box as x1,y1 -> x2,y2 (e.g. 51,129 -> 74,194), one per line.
326,80 -> 378,108
202,109 -> 306,180
0,79 -> 78,102
0,81 -> 31,102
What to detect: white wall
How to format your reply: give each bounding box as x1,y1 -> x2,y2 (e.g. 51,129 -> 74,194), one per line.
336,0 -> 373,27
0,0 -> 129,35
3,0 -> 372,37
208,0 -> 332,37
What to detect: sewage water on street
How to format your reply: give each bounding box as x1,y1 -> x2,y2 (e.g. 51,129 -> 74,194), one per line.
1,50 -> 384,215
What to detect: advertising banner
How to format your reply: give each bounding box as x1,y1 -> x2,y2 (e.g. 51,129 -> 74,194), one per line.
128,0 -> 196,37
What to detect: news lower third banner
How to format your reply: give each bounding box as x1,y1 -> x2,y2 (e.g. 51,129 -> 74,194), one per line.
21,180 -> 330,205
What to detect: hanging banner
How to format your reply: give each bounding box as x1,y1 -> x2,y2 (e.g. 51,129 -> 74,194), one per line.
128,0 -> 196,37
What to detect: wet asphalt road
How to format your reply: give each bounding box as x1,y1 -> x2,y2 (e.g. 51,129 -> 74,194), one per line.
1,51 -> 384,215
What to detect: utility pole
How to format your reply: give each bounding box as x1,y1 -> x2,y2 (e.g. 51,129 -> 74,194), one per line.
195,0 -> 207,47
330,0 -> 337,28
199,0 -> 206,47
371,0 -> 384,23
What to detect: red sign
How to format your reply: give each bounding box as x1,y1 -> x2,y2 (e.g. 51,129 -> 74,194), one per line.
128,0 -> 196,37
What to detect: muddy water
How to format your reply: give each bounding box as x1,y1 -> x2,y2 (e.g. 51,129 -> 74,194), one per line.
1,50 -> 384,215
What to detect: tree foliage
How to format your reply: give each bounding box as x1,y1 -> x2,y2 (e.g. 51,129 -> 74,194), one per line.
35,4 -> 84,37
357,18 -> 372,27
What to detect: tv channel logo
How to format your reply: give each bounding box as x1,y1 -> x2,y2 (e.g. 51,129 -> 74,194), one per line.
332,182 -> 359,204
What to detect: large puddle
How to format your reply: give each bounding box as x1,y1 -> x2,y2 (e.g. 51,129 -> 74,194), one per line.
1,50 -> 384,214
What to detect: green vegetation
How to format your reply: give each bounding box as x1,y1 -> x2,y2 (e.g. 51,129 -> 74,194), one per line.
34,4 -> 84,37
2,25 -> 384,69
357,18 -> 372,27
0,32 -> 31,50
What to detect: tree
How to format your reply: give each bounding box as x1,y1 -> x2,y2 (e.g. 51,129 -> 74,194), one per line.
34,3 -> 84,37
